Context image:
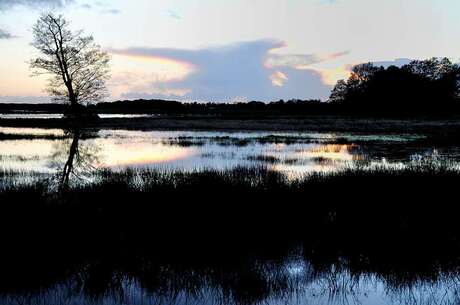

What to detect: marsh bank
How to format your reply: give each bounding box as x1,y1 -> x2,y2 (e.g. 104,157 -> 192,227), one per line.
1,114 -> 460,134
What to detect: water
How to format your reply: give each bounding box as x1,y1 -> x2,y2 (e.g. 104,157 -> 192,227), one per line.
0,251 -> 459,305
2,126 -> 460,305
2,127 -> 458,181
0,113 -> 155,119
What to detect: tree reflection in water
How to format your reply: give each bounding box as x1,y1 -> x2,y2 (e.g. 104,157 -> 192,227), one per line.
48,128 -> 101,191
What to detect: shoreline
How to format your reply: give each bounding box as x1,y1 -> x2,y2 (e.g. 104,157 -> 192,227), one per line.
1,115 -> 460,133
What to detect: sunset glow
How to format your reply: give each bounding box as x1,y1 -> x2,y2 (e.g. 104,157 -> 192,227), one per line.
0,0 -> 458,102
99,142 -> 196,168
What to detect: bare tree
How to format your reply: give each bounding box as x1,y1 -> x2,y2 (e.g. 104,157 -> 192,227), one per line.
30,13 -> 110,115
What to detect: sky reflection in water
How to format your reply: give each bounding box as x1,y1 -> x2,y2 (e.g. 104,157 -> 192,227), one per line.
0,127 -> 449,178
0,113 -> 154,119
0,257 -> 458,305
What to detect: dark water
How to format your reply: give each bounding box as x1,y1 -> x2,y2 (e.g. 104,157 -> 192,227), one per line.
1,244 -> 459,305
1,270 -> 456,305
1,126 -> 460,305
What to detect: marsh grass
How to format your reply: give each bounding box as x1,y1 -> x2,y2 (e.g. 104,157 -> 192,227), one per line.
1,157 -> 460,196
246,155 -> 281,164
0,132 -> 68,141
161,134 -> 350,148
1,161 -> 460,304
0,169 -> 49,190
0,155 -> 41,162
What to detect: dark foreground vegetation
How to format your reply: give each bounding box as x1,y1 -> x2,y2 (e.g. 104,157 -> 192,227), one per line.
2,162 -> 459,202
1,165 -> 460,304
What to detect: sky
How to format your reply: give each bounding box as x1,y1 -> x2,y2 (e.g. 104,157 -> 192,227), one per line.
0,0 -> 459,103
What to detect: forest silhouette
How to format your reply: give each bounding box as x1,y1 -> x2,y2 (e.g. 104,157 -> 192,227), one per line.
2,58 -> 459,118
329,57 -> 460,115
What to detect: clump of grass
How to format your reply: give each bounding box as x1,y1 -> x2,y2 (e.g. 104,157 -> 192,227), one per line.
282,158 -> 303,165
0,155 -> 41,162
253,135 -> 311,145
309,156 -> 334,165
201,152 -> 215,158
162,138 -> 207,147
0,169 -> 49,190
162,134 -> 326,148
296,158 -> 460,191
247,155 -> 281,164
91,166 -> 288,194
331,137 -> 350,145
0,132 -> 68,141
162,136 -> 251,147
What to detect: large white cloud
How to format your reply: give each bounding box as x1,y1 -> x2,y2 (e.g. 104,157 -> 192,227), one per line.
109,40 -> 345,102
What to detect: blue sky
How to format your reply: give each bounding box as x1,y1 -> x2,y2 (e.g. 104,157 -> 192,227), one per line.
0,0 -> 459,102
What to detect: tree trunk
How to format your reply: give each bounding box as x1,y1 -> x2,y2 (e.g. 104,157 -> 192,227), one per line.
59,129 -> 80,192
69,91 -> 78,109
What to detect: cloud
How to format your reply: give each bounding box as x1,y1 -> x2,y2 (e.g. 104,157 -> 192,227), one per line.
108,71 -> 193,99
265,51 -> 349,70
372,58 -> 412,68
166,10 -> 181,20
270,71 -> 288,87
306,58 -> 414,86
0,0 -> 119,14
0,28 -> 14,39
0,0 -> 74,10
100,8 -> 120,14
109,40 -> 341,102
80,2 -> 121,14
309,65 -> 353,85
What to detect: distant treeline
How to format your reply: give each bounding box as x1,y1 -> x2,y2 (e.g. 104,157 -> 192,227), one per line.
3,96 -> 459,117
0,99 -> 342,116
1,58 -> 459,117
92,99 -> 334,115
0,103 -> 66,114
329,57 -> 460,115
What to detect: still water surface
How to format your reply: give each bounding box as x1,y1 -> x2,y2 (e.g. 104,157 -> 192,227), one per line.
0,113 -> 154,119
0,254 -> 458,305
2,127 -> 457,179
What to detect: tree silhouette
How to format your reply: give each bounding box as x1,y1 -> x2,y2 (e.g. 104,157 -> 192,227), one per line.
329,80 -> 347,103
49,128 -> 101,192
30,13 -> 110,117
329,58 -> 460,115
